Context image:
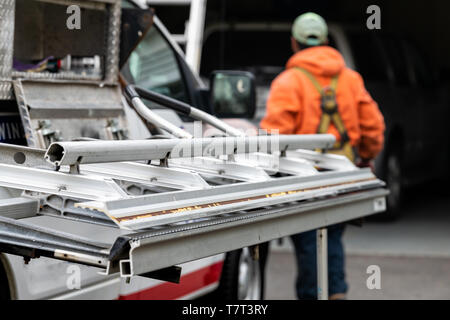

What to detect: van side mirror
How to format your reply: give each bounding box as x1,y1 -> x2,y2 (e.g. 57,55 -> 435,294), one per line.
210,71 -> 256,119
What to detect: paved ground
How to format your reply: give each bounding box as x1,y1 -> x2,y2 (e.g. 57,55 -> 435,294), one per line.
265,252 -> 450,299
264,179 -> 450,299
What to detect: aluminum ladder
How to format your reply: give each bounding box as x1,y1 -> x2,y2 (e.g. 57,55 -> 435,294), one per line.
147,0 -> 207,74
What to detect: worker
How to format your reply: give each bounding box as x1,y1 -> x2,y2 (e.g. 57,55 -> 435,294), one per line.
260,12 -> 385,300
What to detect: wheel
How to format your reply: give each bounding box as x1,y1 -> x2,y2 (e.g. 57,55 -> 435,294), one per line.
215,244 -> 268,300
0,284 -> 7,301
0,260 -> 10,300
383,152 -> 403,220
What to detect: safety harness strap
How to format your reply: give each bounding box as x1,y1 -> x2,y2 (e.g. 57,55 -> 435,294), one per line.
295,67 -> 324,92
294,67 -> 355,162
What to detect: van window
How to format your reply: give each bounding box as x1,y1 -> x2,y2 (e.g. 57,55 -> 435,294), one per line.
123,27 -> 189,103
348,33 -> 389,82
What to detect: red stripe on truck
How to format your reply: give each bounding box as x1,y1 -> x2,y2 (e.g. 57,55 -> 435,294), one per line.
118,261 -> 224,300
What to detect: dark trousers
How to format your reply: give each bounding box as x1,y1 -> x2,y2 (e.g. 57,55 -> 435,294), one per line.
290,223 -> 348,299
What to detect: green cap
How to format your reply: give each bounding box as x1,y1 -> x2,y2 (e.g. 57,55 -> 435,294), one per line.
292,12 -> 328,46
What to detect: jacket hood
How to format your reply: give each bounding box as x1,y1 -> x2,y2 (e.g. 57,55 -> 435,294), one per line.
286,46 -> 346,77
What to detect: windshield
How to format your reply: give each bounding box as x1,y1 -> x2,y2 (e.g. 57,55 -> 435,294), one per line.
121,26 -> 189,103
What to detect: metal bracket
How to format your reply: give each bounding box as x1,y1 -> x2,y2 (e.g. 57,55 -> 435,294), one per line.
69,164 -> 80,175
105,119 -> 128,140
0,164 -> 128,201
287,149 -> 356,171
36,120 -> 61,149
0,143 -> 49,168
170,157 -> 271,182
81,162 -> 210,190
139,265 -> 182,284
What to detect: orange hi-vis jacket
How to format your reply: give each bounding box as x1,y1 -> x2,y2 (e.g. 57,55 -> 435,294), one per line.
260,46 -> 385,160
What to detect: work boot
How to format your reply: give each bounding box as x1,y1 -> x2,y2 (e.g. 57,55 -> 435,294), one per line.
329,293 -> 347,300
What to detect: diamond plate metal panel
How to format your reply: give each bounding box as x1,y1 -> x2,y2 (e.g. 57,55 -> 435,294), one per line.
0,81 -> 13,100
104,0 -> 121,84
0,0 -> 15,100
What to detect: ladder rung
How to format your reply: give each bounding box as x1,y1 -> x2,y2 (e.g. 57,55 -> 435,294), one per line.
172,34 -> 187,44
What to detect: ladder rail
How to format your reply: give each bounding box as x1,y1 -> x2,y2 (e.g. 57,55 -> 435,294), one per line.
146,0 -> 207,73
184,0 -> 207,74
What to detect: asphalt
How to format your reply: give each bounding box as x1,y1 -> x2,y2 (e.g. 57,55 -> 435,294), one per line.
264,179 -> 450,299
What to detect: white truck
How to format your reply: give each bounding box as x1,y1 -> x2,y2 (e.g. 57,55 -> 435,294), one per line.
0,0 -> 387,300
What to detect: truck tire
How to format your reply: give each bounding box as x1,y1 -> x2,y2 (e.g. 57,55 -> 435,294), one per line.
215,244 -> 268,300
383,152 -> 403,220
0,260 -> 10,300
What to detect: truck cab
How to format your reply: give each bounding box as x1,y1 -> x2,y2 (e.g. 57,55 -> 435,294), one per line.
120,5 -> 257,138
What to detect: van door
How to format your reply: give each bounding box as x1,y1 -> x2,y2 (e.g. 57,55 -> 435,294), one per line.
403,40 -> 448,179
378,35 -> 425,183
347,33 -> 413,165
